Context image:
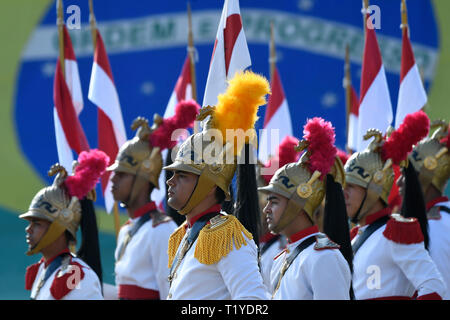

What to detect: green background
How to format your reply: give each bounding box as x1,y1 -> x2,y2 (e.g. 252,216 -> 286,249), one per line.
0,0 -> 449,299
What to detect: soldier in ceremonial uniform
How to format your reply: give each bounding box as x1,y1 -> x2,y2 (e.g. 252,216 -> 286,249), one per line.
21,150 -> 108,300
163,71 -> 269,300
257,136 -> 299,291
344,111 -> 446,300
259,117 -> 353,300
108,100 -> 199,300
400,120 -> 450,299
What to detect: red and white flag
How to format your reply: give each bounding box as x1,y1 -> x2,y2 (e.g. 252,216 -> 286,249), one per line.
347,85 -> 360,152
88,30 -> 127,213
357,17 -> 393,151
394,26 -> 427,129
164,56 -> 193,118
258,67 -> 293,164
53,25 -> 89,173
153,55 -> 193,208
202,0 -> 251,108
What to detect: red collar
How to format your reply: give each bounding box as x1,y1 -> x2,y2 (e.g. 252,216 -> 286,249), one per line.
133,202 -> 157,219
186,204 -> 222,228
426,196 -> 449,211
364,207 -> 392,226
44,248 -> 71,267
260,232 -> 278,244
288,225 -> 319,244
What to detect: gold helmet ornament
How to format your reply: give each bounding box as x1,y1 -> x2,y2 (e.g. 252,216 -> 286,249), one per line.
107,100 -> 200,207
409,119 -> 449,195
20,149 -> 109,255
258,117 -> 345,234
344,110 -> 430,223
163,70 -> 271,215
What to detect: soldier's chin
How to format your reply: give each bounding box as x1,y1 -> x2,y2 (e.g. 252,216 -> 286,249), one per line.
167,197 -> 181,211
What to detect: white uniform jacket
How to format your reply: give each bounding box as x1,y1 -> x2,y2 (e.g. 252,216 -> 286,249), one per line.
167,210 -> 269,300
25,250 -> 103,300
427,198 -> 450,300
270,226 -> 351,300
115,204 -> 177,300
351,210 -> 446,300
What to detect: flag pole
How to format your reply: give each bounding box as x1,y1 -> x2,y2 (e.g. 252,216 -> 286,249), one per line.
56,0 -> 65,78
344,44 -> 352,154
89,0 -> 97,49
362,0 -> 369,35
187,2 -> 197,102
188,2 -> 200,134
400,0 -> 408,33
269,21 -> 276,82
89,0 -> 121,239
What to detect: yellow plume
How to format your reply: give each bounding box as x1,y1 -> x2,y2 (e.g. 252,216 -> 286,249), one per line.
213,70 -> 271,154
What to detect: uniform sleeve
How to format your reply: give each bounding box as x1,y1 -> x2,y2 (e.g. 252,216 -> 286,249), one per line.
217,236 -> 270,300
309,250 -> 351,300
149,222 -> 176,300
389,240 -> 446,299
64,267 -> 104,300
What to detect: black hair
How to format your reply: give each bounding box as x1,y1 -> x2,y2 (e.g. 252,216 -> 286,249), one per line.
235,143 -> 261,246
400,162 -> 429,250
76,198 -> 103,286
216,186 -> 235,215
64,230 -> 75,244
323,174 -> 354,299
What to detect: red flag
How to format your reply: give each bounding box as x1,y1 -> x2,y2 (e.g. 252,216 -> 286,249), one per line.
258,67 -> 293,164
347,85 -> 360,151
88,30 -> 127,213
395,26 -> 427,128
53,26 -> 89,173
358,15 -> 393,151
202,0 -> 251,108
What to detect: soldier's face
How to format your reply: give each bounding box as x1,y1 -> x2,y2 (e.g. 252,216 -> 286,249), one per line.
263,192 -> 288,233
25,218 -> 50,251
166,170 -> 198,211
344,183 -> 366,219
111,171 -> 135,203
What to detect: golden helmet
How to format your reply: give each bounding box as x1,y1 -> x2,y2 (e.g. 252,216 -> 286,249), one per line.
20,150 -> 109,255
258,118 -> 345,233
344,111 -> 430,221
409,120 -> 450,194
107,100 -> 200,206
107,116 -> 164,189
164,71 -> 271,215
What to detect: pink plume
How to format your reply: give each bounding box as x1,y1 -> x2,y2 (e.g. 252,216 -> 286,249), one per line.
382,111 -> 430,165
149,99 -> 200,150
64,149 -> 110,199
303,117 -> 337,179
336,149 -> 349,165
262,136 -> 300,184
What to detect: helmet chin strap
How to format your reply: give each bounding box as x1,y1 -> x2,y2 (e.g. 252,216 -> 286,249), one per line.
351,191 -> 368,224
27,220 -> 67,256
178,172 -> 216,215
124,170 -> 150,212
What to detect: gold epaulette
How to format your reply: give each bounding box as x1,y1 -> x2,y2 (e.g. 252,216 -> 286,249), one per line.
167,222 -> 187,268
194,214 -> 253,265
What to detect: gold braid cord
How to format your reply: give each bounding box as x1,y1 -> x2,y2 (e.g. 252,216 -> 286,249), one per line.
167,223 -> 187,268
194,215 -> 253,265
